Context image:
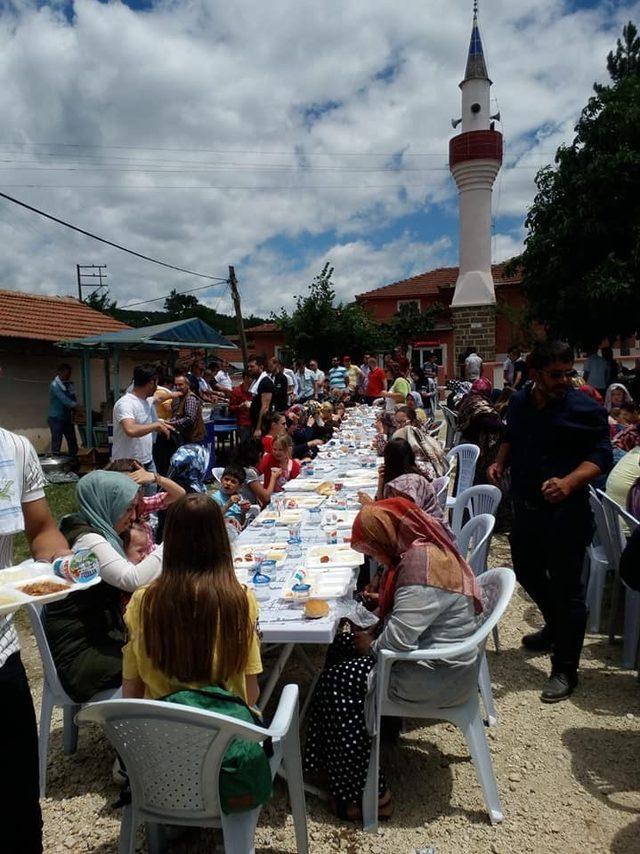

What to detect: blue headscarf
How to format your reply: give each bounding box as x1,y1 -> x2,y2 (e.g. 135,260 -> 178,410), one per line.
75,470 -> 139,556
168,444 -> 209,493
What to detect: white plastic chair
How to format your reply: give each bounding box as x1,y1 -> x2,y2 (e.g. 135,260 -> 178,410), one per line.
362,568 -> 516,832
585,489 -> 613,634
77,684 -> 309,854
457,515 -> 499,722
440,405 -> 460,450
445,444 -> 480,510
24,604 -> 121,796
450,484 -> 502,538
597,491 -> 640,669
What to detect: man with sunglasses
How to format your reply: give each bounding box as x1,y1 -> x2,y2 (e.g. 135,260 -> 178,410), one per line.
488,340 -> 612,703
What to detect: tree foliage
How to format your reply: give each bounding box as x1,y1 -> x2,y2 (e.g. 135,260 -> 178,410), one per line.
85,288 -> 117,313
513,21 -> 640,350
272,263 -> 443,363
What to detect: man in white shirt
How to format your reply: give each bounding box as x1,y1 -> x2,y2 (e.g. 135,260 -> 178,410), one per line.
294,358 -> 315,402
464,350 -> 483,381
214,360 -> 233,392
283,366 -> 298,404
0,422 -> 72,854
111,365 -> 172,468
309,359 -> 325,401
503,347 -> 520,387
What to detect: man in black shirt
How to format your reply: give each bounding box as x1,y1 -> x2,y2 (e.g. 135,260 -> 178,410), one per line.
489,341 -> 612,702
269,357 -> 290,413
248,355 -> 274,436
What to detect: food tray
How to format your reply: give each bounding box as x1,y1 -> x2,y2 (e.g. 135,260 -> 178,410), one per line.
258,510 -> 304,526
344,469 -> 378,480
282,479 -> 332,493
0,561 -> 101,616
282,496 -> 326,509
306,544 -> 363,568
322,509 -> 359,529
281,566 -> 354,601
233,545 -> 287,568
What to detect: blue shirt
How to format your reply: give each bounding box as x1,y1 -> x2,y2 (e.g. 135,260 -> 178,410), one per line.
505,386 -> 612,506
48,379 -> 76,421
211,488 -> 243,521
328,365 -> 348,389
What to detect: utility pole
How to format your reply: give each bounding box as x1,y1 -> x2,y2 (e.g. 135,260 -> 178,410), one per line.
229,265 -> 249,368
77,264 -> 107,302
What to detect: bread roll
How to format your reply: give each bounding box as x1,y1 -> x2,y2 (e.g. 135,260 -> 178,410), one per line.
304,599 -> 329,619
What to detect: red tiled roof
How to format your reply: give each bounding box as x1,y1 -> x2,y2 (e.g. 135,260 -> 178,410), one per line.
0,289 -> 130,342
245,322 -> 281,334
356,261 -> 521,301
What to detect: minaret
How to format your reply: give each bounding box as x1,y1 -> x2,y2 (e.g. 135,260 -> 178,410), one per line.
449,1 -> 503,370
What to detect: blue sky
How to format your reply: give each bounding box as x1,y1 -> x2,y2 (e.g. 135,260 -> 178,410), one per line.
0,0 -> 638,315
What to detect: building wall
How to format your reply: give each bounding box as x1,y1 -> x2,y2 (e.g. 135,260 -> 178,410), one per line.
246,331 -> 286,361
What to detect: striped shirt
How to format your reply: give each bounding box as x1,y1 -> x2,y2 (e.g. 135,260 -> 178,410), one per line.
0,430 -> 46,668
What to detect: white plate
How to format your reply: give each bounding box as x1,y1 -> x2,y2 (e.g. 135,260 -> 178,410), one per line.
258,510 -> 304,526
282,479 -> 329,492
0,562 -> 102,616
282,496 -> 326,509
322,510 -> 358,528
233,545 -> 288,568
306,544 -> 363,568
344,469 -> 378,479
281,566 -> 353,600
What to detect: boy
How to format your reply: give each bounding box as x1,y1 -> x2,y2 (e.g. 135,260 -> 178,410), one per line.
212,464 -> 248,525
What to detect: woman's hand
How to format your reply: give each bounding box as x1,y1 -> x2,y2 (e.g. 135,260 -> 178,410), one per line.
127,466 -> 155,486
377,464 -> 385,481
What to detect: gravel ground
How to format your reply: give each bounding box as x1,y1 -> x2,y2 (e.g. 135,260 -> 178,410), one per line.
18,535 -> 640,854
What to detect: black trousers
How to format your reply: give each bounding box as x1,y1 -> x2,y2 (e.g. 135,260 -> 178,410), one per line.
0,652 -> 43,854
510,498 -> 593,675
48,417 -> 78,455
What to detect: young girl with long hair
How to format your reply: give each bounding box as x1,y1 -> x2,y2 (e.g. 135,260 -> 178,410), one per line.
258,434 -> 301,493
122,494 -> 262,706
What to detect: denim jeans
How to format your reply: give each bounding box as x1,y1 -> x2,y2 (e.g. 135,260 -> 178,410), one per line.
48,417 -> 78,455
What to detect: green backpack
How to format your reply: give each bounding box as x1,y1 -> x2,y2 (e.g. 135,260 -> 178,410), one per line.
162,685 -> 273,814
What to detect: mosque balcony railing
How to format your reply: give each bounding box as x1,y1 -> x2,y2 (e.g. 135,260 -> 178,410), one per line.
449,130 -> 503,168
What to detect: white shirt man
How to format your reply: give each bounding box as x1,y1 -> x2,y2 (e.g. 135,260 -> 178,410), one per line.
215,363 -> 233,391
283,367 -> 298,402
111,365 -> 171,465
309,359 -> 325,398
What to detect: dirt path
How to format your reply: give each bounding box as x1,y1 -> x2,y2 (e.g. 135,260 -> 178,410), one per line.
18,536 -> 640,853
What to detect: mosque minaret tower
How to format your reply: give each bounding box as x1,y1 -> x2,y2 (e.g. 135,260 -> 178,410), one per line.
449,1 -> 503,365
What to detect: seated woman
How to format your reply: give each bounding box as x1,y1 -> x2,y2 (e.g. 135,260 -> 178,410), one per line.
374,406 -> 448,482
260,411 -> 287,454
166,444 -> 210,494
258,434 -> 301,493
232,438 -> 280,507
405,391 -> 428,423
360,438 -> 453,539
286,405 -> 325,459
43,471 -> 163,703
604,383 -> 633,414
457,378 -> 504,485
304,499 -> 482,821
122,494 -> 262,705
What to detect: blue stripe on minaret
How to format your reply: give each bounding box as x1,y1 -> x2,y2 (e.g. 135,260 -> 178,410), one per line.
470,26 -> 484,56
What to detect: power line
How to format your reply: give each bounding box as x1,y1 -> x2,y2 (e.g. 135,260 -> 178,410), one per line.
0,190 -> 229,282
120,280 -> 227,309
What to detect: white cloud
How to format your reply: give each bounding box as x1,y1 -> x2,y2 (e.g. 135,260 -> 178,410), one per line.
0,0 -> 637,316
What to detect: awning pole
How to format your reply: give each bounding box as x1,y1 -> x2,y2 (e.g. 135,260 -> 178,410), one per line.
114,349 -> 121,400
82,350 -> 94,448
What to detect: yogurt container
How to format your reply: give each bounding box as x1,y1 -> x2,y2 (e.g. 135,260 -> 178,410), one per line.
53,549 -> 100,584
251,568 -> 272,600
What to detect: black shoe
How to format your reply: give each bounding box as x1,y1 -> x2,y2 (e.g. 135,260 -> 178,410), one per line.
521,627 -> 553,652
540,672 -> 578,703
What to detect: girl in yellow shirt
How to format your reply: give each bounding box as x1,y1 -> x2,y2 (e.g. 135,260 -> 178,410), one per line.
122,493 -> 262,707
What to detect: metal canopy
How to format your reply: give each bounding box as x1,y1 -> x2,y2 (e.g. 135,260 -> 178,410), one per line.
59,317 -> 236,351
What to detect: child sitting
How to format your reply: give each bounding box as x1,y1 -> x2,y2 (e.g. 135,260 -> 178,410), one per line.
212,464 -> 247,525
258,434 -> 301,493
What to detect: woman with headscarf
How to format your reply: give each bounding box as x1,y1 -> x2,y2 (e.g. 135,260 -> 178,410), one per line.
166,444 -> 209,493
405,390 -> 428,423
375,406 -> 448,482
43,471 -> 164,702
457,378 -> 503,485
604,382 -> 633,413
304,499 -> 482,821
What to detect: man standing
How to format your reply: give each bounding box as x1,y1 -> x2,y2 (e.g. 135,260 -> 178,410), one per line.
294,358 -> 315,403
214,360 -> 233,393
269,358 -> 289,413
365,356 -> 387,404
169,373 -> 206,444
503,347 -> 520,387
465,349 -> 483,381
309,359 -> 325,402
47,363 -> 78,456
0,422 -> 72,853
583,348 -> 610,397
393,346 -> 410,376
328,356 -> 348,393
343,356 -> 362,393
228,370 -> 253,442
488,341 -> 612,702
248,355 -> 274,436
111,365 -> 172,468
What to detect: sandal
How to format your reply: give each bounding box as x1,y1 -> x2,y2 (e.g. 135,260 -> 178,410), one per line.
329,791 -> 394,823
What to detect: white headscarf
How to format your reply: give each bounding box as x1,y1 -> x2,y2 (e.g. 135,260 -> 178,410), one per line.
604,383 -> 633,412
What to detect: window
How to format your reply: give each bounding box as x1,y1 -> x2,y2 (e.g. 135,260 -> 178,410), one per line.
397,299 -> 420,311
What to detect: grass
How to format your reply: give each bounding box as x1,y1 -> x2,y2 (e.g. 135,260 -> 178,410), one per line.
12,483 -> 77,564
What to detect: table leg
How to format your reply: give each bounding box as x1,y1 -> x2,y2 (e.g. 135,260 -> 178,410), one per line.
257,643 -> 295,712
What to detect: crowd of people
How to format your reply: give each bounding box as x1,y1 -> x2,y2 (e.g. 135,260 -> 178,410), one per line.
3,338 -> 640,850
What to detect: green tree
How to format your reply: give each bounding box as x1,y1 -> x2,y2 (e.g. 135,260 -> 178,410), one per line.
512,20 -> 640,350
386,302 -> 443,349
164,289 -> 200,318
272,263 -> 386,364
85,289 -> 117,314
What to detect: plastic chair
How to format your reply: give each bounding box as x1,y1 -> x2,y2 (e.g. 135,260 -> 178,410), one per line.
450,484 -> 502,538
445,444 -> 480,510
362,568 -> 516,832
24,604 -> 121,797
440,405 -> 460,450
597,491 -> 640,669
585,490 -> 613,634
77,684 -> 309,854
428,421 -> 444,440
457,514 -> 500,719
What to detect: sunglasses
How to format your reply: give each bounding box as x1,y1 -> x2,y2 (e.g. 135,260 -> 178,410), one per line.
539,369 -> 577,380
